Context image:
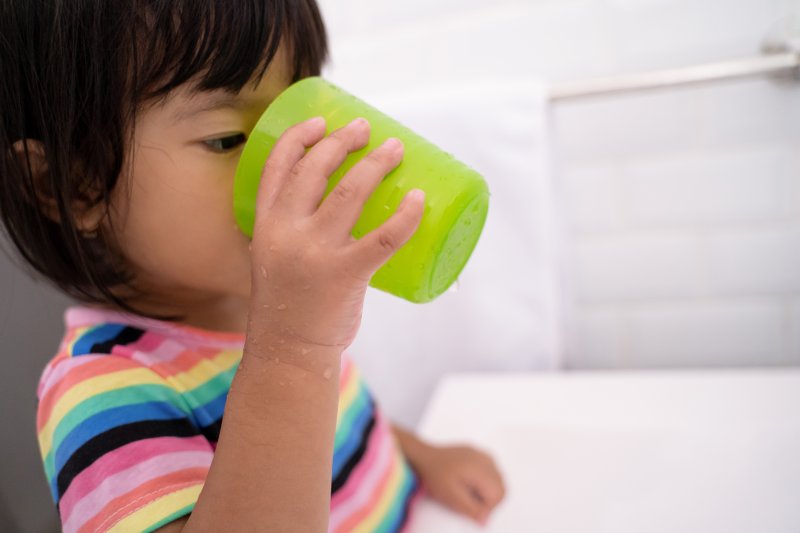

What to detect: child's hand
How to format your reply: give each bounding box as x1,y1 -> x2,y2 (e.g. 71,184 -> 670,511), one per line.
247,117 -> 425,349
414,443 -> 506,525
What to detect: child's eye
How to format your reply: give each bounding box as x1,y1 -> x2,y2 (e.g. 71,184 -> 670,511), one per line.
202,133 -> 246,153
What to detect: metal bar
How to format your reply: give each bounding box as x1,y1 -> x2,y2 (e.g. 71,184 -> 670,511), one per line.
549,51 -> 800,101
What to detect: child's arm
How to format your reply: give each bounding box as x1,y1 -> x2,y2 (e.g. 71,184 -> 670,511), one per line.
158,117 -> 423,532
391,424 -> 506,525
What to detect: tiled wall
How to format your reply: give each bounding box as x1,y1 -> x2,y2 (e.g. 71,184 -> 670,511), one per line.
556,77 -> 800,368
317,0 -> 800,369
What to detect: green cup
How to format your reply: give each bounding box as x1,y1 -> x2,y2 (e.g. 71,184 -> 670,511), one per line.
234,76 -> 489,303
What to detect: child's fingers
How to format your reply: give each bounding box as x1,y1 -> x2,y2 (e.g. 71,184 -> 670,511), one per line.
255,117 -> 327,213
313,137 -> 403,238
467,470 -> 506,510
446,482 -> 488,524
347,189 -> 425,276
281,118 -> 371,216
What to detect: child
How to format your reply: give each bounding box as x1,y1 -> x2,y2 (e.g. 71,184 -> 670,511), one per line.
0,1 -> 506,532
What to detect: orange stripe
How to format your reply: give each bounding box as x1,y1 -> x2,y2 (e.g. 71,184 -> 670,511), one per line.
36,356 -> 140,432
334,451 -> 400,532
78,466 -> 206,533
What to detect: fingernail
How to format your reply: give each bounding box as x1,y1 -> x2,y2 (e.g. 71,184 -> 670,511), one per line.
381,137 -> 403,151
408,189 -> 424,202
307,116 -> 325,127
349,117 -> 369,129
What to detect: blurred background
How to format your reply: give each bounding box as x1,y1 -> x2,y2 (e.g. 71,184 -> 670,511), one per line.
2,0 -> 799,531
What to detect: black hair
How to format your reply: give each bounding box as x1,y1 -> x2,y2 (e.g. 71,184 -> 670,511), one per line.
0,0 -> 328,319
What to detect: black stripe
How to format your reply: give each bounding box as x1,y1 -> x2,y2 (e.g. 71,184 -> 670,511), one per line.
56,418 -> 200,502
201,416 -> 223,443
90,326 -> 146,354
331,408 -> 376,494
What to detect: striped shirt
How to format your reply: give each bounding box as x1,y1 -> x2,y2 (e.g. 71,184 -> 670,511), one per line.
36,306 -> 420,532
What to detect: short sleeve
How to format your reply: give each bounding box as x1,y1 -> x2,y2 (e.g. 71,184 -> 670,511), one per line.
37,353 -> 214,533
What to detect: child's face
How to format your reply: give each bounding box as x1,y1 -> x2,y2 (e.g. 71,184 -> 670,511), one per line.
104,45 -> 294,318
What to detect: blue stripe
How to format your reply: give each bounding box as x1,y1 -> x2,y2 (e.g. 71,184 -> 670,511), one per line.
54,400 -> 189,474
71,324 -> 126,356
332,394 -> 374,478
192,390 -> 228,428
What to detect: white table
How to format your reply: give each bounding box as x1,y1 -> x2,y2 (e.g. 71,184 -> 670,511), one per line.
408,370 -> 800,533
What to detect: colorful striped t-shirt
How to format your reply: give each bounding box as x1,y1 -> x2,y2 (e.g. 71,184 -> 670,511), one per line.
36,306 -> 420,532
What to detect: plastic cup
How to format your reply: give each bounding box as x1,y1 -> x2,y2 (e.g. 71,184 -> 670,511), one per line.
234,76 -> 489,303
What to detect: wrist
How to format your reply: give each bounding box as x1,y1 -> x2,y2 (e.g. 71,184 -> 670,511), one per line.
392,426 -> 435,472
243,319 -> 343,380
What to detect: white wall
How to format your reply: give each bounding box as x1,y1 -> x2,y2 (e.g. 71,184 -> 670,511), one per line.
316,0 -> 800,370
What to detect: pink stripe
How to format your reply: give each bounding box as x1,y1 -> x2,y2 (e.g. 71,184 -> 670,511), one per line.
58,436 -> 211,518
399,487 -> 425,533
131,337 -> 187,366
339,354 -> 353,389
37,356 -> 102,399
125,331 -> 167,355
330,413 -> 388,508
62,449 -> 211,531
65,306 -> 246,348
328,413 -> 395,530
108,331 -> 173,364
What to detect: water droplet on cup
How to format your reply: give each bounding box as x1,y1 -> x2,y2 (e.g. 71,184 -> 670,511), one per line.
260,266 -> 268,278
323,367 -> 333,380
277,303 -> 288,310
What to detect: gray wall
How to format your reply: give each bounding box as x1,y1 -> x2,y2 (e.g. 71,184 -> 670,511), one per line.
1,235 -> 71,532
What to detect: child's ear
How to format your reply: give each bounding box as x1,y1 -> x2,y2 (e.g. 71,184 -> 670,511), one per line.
11,139 -> 106,234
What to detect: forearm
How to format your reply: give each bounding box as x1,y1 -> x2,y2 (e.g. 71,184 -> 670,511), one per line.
391,423 -> 433,472
182,319 -> 343,533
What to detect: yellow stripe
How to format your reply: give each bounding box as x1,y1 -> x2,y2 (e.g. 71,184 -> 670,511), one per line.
161,350 -> 241,394
108,484 -> 202,532
352,451 -> 405,532
39,350 -> 240,457
337,364 -> 360,419
38,367 -> 164,457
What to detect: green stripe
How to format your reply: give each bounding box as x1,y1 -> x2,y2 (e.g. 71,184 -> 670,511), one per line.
333,383 -> 369,449
181,362 -> 238,409
43,383 -> 188,482
376,463 -> 416,533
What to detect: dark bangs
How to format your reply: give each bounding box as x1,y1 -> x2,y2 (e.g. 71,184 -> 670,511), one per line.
134,0 -> 328,99
0,0 -> 328,319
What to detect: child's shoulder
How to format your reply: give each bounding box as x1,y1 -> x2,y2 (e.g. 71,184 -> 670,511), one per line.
38,305 -> 248,404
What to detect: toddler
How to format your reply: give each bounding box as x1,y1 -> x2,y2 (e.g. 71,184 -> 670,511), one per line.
0,1 -> 505,531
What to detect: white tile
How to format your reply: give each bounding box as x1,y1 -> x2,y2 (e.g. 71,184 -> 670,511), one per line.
571,233 -> 708,302
626,301 -> 785,367
608,0 -> 779,72
708,228 -> 800,295
554,85 -> 708,162
561,163 -> 626,234
565,307 -> 624,369
624,146 -> 797,227
700,79 -> 800,149
323,1 -> 616,93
